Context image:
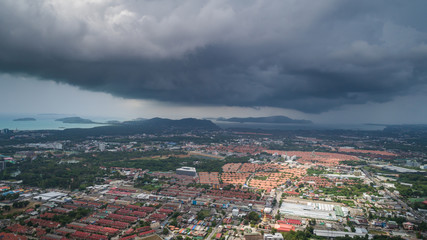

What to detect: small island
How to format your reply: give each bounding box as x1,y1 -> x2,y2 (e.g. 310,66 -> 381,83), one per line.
13,117 -> 36,121
106,120 -> 121,124
55,117 -> 96,124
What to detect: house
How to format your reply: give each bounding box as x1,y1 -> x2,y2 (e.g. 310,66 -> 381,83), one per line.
353,218 -> 369,226
387,221 -> 399,229
403,222 -> 415,230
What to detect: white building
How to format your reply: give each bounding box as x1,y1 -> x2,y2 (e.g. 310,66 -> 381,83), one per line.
264,233 -> 284,240
264,207 -> 272,214
33,191 -> 67,201
99,143 -> 106,151
176,167 -> 197,177
279,202 -> 338,220
314,229 -> 372,239
232,208 -> 239,217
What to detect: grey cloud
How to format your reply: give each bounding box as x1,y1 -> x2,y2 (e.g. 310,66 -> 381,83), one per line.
1,0 -> 427,113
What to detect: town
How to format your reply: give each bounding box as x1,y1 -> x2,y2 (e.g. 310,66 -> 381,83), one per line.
0,125 -> 426,240
2,0 -> 427,239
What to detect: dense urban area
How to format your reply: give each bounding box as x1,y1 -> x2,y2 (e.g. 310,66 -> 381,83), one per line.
0,121 -> 426,240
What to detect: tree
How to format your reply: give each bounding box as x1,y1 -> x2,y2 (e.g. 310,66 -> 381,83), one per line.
163,228 -> 169,235
12,201 -> 29,209
197,210 -> 210,220
248,211 -> 260,222
170,219 -> 178,227
272,199 -> 277,207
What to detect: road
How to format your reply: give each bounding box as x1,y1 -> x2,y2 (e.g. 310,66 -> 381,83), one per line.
205,226 -> 219,240
206,214 -> 226,240
362,168 -> 425,222
244,172 -> 256,189
272,188 -> 282,217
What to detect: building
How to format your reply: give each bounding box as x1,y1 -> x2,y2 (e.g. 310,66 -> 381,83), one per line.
244,233 -> 263,240
314,230 -> 372,239
277,219 -> 302,226
264,207 -> 272,214
1,129 -> 11,134
33,192 -> 67,201
264,233 -> 284,240
0,160 -> 5,171
405,160 -> 420,168
387,221 -> 399,229
274,222 -> 295,232
232,208 -> 239,217
176,167 -> 197,177
403,222 -> 415,230
99,143 -> 106,151
279,202 -> 338,221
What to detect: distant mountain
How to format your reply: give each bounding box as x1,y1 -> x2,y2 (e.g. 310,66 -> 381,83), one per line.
57,117 -> 220,138
122,118 -> 220,131
37,113 -> 63,115
13,117 -> 36,121
217,116 -> 312,124
55,117 -> 96,124
383,124 -> 427,134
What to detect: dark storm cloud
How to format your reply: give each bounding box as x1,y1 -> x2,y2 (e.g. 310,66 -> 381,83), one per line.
1,0 -> 427,113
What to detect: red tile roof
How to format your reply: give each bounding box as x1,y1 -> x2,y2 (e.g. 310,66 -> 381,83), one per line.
138,230 -> 156,236
0,232 -> 28,240
276,223 -> 295,232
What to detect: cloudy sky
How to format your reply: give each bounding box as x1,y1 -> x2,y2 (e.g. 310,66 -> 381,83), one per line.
1,0 -> 427,124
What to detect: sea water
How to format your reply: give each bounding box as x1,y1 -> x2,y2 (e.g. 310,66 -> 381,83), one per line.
0,114 -> 387,131
0,114 -> 113,131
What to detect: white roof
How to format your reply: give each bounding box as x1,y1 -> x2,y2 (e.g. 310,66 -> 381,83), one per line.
34,191 -> 67,200
177,166 -> 196,171
39,191 -> 67,198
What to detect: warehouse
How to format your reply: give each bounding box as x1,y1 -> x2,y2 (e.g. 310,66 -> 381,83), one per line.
279,202 -> 338,221
176,167 -> 197,177
314,229 -> 372,239
33,191 -> 67,201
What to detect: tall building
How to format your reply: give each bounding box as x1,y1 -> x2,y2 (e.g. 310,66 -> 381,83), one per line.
0,160 -> 5,171
98,143 -> 106,151
1,129 -> 11,134
406,160 -> 420,168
